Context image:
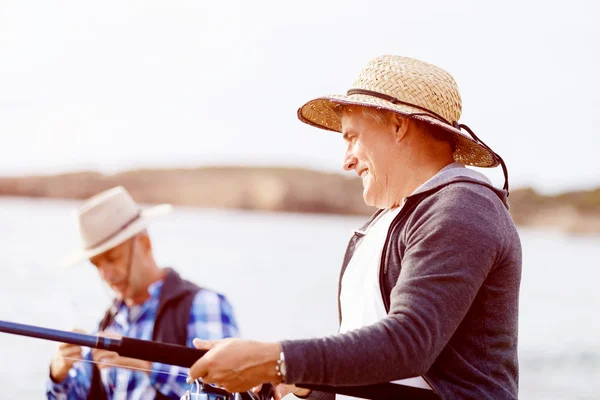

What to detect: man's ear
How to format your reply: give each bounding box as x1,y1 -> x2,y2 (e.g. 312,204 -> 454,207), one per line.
137,232 -> 153,255
392,114 -> 409,142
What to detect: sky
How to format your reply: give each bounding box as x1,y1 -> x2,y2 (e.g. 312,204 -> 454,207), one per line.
0,0 -> 598,194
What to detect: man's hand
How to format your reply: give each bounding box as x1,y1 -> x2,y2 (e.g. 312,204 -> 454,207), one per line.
91,331 -> 152,373
91,348 -> 152,371
49,328 -> 86,383
274,384 -> 311,399
189,338 -> 283,394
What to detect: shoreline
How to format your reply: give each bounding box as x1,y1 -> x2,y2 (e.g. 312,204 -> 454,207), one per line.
0,166 -> 598,235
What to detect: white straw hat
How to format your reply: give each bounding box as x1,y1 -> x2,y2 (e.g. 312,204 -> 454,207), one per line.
60,186 -> 172,267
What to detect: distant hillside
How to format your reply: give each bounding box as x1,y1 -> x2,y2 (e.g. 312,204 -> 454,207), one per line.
0,166 -> 598,235
0,167 -> 374,215
504,186 -> 600,235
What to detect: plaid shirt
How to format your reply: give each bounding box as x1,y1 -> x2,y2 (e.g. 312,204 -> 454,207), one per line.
46,279 -> 239,400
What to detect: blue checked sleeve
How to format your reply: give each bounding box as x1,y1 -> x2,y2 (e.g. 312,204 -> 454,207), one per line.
187,290 -> 240,341
149,290 -> 240,398
148,361 -> 189,399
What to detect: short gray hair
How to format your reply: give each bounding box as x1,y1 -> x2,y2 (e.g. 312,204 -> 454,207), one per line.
334,104 -> 456,151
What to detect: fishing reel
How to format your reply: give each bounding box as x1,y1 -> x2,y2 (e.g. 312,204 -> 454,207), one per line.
181,379 -> 274,400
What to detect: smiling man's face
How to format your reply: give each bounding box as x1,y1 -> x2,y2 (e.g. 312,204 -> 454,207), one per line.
341,106 -> 402,209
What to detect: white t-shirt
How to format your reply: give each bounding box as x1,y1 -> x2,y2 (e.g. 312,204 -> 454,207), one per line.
336,204 -> 432,399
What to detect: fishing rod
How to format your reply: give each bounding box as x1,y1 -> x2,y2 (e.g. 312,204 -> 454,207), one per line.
0,320 -> 437,400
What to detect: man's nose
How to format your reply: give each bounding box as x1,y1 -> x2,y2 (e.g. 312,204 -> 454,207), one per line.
98,263 -> 114,282
343,149 -> 357,172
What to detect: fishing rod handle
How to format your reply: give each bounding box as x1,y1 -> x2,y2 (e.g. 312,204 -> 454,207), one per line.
118,336 -> 207,368
116,337 -> 437,399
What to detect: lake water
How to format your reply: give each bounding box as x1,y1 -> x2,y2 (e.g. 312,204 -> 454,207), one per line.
0,197 -> 598,399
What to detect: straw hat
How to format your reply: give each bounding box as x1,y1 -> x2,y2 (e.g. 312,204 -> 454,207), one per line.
60,186 -> 172,268
297,55 -> 500,168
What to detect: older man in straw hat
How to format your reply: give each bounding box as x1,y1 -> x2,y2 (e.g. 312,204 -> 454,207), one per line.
186,55 -> 522,400
46,186 -> 240,400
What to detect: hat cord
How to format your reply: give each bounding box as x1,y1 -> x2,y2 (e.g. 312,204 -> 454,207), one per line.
84,211 -> 142,250
407,112 -> 509,195
347,89 -> 451,125
454,122 -> 509,195
346,88 -> 509,195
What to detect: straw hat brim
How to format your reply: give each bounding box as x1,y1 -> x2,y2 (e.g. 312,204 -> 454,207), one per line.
297,94 -> 498,168
60,203 -> 173,268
